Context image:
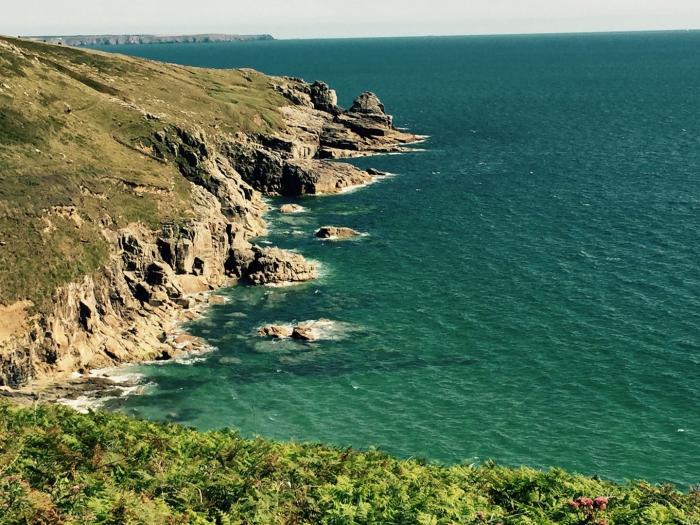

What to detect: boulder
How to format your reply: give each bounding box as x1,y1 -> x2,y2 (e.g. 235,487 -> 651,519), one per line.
258,325 -> 293,338
315,226 -> 362,239
146,262 -> 173,286
309,81 -> 340,115
291,325 -> 316,341
279,204 -> 305,214
208,295 -> 227,305
243,247 -> 317,285
175,296 -> 195,309
348,92 -> 387,116
148,290 -> 169,307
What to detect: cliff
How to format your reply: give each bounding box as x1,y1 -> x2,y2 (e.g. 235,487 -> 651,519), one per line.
22,33 -> 274,46
0,36 -> 419,391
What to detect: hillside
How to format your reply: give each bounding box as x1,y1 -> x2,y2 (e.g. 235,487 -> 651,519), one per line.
1,403 -> 698,524
0,35 -> 284,310
0,36 -> 417,389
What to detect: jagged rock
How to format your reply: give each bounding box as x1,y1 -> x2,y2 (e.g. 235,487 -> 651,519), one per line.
220,140 -> 285,194
283,160 -> 372,194
175,297 -> 195,309
291,325 -> 316,341
78,300 -> 96,333
148,290 -> 169,307
257,320 -> 334,342
309,81 -> 340,115
146,262 -> 173,286
315,226 -> 362,239
257,134 -> 318,159
348,92 -> 387,118
155,350 -> 172,361
280,204 -> 305,214
258,325 -> 293,338
243,247 -> 317,285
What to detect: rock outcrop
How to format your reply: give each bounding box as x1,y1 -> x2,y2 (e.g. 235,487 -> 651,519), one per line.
242,247 -> 318,285
309,81 -> 340,115
347,92 -> 393,127
315,226 -> 362,239
258,325 -> 293,339
279,204 -> 305,214
273,79 -> 420,159
1,71 -> 419,390
257,319 -> 340,343
291,325 -> 316,341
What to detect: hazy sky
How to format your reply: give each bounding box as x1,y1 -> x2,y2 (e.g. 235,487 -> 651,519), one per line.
4,0 -> 700,39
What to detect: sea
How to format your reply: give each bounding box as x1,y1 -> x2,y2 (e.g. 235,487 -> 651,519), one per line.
94,32 -> 700,486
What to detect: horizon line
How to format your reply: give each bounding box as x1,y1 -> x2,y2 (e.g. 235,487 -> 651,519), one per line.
11,27 -> 700,42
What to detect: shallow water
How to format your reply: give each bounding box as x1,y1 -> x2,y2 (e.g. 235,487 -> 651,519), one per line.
99,32 -> 700,486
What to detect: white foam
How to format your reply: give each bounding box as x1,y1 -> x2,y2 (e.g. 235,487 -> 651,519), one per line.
316,232 -> 369,242
57,379 -> 153,413
58,396 -> 106,414
263,280 -> 307,288
174,355 -> 208,365
88,368 -> 144,384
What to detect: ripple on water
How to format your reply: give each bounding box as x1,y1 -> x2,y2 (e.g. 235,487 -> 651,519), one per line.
110,33 -> 700,486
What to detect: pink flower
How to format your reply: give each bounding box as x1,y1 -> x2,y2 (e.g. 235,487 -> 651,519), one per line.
569,500 -> 581,509
594,496 -> 609,510
579,497 -> 594,508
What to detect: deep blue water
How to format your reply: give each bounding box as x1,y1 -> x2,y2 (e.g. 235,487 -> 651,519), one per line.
98,33 -> 699,486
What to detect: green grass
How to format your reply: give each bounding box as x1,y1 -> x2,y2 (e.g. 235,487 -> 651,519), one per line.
0,36 -> 288,310
0,404 -> 697,524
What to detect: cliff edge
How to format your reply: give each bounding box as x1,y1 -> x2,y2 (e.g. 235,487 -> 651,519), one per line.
0,37 -> 420,391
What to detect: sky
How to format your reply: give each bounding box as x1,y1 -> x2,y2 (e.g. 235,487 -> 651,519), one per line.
4,0 -> 700,39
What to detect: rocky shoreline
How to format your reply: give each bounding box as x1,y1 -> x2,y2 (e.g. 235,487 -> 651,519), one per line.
0,78 -> 420,406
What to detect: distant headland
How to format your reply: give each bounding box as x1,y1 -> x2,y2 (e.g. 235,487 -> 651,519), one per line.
20,33 -> 274,46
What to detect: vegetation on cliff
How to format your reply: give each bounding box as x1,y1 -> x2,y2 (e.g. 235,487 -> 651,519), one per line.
0,404 -> 697,524
0,35 -> 285,311
0,35 -> 416,388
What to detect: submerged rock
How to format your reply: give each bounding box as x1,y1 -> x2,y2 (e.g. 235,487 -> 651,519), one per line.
315,226 -> 362,239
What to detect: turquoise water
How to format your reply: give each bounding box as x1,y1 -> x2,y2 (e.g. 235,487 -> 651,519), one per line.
100,33 -> 699,486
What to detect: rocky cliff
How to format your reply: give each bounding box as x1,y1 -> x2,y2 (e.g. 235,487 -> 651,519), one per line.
0,37 -> 419,392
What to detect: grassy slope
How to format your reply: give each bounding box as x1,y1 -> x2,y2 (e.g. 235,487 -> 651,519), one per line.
0,404 -> 697,524
0,36 -> 286,310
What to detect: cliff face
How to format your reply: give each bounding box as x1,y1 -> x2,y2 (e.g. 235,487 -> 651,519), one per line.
0,37 -> 419,389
